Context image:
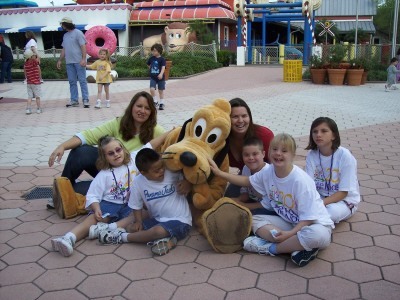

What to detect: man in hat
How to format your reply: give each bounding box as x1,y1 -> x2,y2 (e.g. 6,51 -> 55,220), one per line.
57,17 -> 90,108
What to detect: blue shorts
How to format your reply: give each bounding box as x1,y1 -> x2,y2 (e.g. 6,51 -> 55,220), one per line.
142,218 -> 191,241
89,201 -> 132,223
150,78 -> 166,90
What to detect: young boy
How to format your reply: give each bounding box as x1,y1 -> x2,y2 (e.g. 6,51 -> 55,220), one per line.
24,49 -> 42,114
234,137 -> 274,216
147,43 -> 166,110
385,57 -> 400,92
98,148 -> 192,256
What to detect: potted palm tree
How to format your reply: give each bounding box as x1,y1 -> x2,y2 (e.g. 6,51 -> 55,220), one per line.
346,58 -> 364,86
327,44 -> 347,85
359,57 -> 372,85
309,55 -> 327,84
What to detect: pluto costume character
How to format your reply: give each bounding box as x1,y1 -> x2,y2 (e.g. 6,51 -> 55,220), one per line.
161,99 -> 252,253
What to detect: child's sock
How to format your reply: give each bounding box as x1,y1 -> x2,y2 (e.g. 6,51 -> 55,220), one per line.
160,98 -> 164,105
64,232 -> 77,244
121,233 -> 129,243
269,243 -> 278,255
108,222 -> 118,231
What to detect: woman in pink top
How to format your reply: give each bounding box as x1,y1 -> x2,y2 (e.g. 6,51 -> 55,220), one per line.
225,98 -> 274,197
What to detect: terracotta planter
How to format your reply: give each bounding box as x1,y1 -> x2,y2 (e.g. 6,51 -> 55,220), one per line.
327,69 -> 346,85
361,71 -> 368,85
346,69 -> 364,86
164,60 -> 172,80
310,68 -> 327,84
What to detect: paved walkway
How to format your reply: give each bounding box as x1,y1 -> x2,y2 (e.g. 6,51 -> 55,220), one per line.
0,67 -> 399,300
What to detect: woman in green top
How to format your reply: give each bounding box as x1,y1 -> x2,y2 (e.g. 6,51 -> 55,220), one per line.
48,91 -> 164,194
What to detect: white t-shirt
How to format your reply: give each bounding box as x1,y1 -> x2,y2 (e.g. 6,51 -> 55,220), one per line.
25,39 -> 38,51
249,165 -> 334,227
128,169 -> 192,226
240,163 -> 269,202
306,146 -> 360,206
85,143 -> 151,208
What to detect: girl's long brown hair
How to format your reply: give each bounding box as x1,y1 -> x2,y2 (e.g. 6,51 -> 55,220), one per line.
119,91 -> 157,144
25,31 -> 37,42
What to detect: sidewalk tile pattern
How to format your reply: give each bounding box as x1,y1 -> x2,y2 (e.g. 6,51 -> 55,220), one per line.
0,66 -> 399,299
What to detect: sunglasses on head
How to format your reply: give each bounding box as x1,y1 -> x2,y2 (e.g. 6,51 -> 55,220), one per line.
106,147 -> 123,157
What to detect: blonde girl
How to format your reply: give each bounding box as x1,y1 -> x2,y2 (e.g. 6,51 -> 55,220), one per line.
209,133 -> 334,267
305,117 -> 360,223
51,132 -> 171,257
87,48 -> 113,108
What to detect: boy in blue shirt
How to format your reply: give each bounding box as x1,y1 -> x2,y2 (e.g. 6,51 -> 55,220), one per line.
147,43 -> 166,110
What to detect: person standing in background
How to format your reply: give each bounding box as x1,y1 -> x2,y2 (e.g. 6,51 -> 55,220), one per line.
56,17 -> 90,108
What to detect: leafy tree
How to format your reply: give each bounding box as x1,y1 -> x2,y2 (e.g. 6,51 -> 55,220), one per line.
374,0 -> 400,40
343,28 -> 370,43
187,21 -> 215,45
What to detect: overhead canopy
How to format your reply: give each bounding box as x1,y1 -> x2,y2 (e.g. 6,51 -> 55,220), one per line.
130,0 -> 236,24
290,20 -> 376,34
18,26 -> 45,32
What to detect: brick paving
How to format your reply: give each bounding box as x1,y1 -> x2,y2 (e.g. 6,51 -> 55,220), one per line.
0,66 -> 399,300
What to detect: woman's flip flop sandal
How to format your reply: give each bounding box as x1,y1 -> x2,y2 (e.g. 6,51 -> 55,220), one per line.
148,236 -> 178,256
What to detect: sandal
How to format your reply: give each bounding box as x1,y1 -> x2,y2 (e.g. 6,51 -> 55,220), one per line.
148,236 -> 178,256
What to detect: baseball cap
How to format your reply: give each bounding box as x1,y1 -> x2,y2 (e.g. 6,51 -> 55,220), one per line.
60,17 -> 73,24
24,49 -> 36,59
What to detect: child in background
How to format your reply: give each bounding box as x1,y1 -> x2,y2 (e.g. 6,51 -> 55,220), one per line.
234,137 -> 275,216
209,133 -> 334,267
24,49 -> 42,114
51,133 -> 168,257
86,48 -> 113,108
385,57 -> 400,92
305,117 -> 360,224
147,43 -> 166,110
98,148 -> 192,256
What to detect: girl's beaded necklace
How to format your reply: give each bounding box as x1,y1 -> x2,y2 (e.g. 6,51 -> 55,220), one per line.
318,150 -> 334,196
110,165 -> 130,203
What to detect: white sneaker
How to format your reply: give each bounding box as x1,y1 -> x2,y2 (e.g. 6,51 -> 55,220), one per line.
95,99 -> 101,109
36,108 -> 42,114
25,108 -> 32,115
51,236 -> 74,257
154,101 -> 159,108
88,222 -> 109,239
98,228 -> 126,244
23,79 -> 27,84
106,100 -> 111,108
385,85 -> 389,92
243,236 -> 274,255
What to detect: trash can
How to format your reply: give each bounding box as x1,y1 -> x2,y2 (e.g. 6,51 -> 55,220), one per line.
283,60 -> 302,82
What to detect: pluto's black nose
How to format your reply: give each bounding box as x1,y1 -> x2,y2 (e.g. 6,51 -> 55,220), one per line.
180,151 -> 197,167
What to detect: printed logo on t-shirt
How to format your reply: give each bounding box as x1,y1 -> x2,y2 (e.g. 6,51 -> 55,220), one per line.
268,185 -> 299,223
144,184 -> 175,201
150,59 -> 160,76
314,167 -> 340,193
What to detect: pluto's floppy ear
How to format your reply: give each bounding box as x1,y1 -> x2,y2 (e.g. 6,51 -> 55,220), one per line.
177,118 -> 192,142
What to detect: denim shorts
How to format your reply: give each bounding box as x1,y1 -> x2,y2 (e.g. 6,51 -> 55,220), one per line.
142,218 -> 191,241
89,201 -> 132,223
150,78 -> 166,90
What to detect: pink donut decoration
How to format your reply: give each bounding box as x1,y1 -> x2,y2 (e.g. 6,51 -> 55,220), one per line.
85,25 -> 117,58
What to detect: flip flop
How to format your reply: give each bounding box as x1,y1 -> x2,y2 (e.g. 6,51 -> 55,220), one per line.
148,236 -> 177,256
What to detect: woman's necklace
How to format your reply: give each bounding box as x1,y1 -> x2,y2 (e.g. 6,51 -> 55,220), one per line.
110,165 -> 130,203
319,150 -> 334,196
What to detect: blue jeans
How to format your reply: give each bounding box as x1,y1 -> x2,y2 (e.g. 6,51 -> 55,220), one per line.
61,145 -> 99,195
66,63 -> 89,103
0,61 -> 12,83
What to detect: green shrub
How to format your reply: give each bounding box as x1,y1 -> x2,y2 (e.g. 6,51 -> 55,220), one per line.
216,50 -> 232,66
368,70 -> 387,81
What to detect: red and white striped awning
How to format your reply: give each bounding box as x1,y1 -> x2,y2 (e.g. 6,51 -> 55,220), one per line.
130,0 -> 236,24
